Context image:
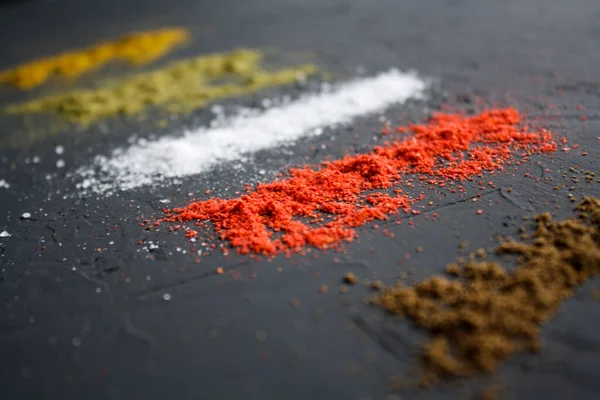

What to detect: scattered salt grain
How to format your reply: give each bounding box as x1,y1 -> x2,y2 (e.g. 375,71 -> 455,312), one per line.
0,231 -> 10,238
56,159 -> 65,168
21,212 -> 31,219
75,69 -> 427,194
55,146 -> 65,155
0,179 -> 9,189
80,179 -> 91,189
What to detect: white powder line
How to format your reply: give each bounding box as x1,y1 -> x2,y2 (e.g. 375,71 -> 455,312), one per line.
75,69 -> 427,195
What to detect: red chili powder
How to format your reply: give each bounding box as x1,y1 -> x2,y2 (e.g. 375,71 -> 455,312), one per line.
161,108 -> 555,256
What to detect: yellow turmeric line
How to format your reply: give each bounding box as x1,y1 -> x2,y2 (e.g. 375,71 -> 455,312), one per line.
0,27 -> 189,90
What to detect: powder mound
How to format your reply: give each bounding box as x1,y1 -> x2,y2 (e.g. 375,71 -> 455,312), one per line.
8,49 -> 316,125
74,69 -> 426,194
0,28 -> 189,89
159,108 -> 555,256
374,197 -> 600,386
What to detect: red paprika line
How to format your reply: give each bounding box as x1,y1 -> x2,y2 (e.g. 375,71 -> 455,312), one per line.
160,108 -> 556,256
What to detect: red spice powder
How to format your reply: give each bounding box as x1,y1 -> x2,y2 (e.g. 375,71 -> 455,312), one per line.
161,108 -> 555,256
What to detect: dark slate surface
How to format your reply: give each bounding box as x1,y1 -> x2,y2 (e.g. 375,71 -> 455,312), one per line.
1,0 -> 600,399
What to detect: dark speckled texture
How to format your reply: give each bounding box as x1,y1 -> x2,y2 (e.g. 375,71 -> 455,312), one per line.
1,0 -> 600,399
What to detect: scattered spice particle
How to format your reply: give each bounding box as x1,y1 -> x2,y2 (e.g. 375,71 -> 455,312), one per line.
385,394 -> 403,400
590,288 -> 600,301
163,108 -> 555,256
445,264 -> 461,276
374,197 -> 600,386
344,272 -> 358,284
291,297 -> 302,308
215,267 -> 224,275
478,382 -> 504,400
318,285 -> 329,293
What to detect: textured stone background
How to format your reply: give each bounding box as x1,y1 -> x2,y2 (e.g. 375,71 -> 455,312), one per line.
1,0 -> 600,399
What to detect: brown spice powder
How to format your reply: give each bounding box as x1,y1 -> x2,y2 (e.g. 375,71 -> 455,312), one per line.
374,196 -> 600,386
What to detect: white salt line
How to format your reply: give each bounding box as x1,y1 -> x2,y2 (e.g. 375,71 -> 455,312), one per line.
75,69 -> 427,195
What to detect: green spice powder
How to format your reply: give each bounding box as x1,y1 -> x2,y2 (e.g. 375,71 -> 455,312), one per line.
6,49 -> 317,125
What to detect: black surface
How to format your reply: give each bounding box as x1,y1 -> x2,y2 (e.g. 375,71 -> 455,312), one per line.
1,1 -> 600,399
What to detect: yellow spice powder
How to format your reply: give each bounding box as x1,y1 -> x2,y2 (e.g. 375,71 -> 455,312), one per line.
6,49 -> 317,125
0,27 -> 189,89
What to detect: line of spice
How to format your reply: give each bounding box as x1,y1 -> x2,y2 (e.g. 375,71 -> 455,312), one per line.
6,49 -> 316,125
374,196 -> 600,386
159,108 -> 556,256
0,28 -> 189,90
74,69 -> 423,193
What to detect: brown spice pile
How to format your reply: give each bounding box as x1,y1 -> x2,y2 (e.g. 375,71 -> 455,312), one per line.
374,196 -> 600,385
